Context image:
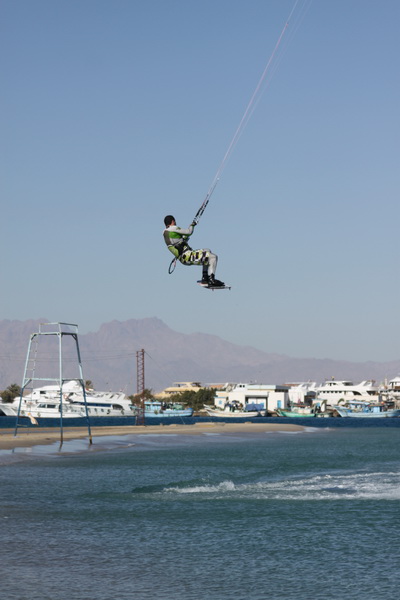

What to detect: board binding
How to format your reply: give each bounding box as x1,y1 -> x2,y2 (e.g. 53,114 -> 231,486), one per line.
197,280 -> 231,291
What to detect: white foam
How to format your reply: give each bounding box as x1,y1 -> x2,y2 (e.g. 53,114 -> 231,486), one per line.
163,470 -> 400,501
273,426 -> 323,435
166,480 -> 236,494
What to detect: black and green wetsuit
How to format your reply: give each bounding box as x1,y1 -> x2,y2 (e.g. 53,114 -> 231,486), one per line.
163,223 -> 218,276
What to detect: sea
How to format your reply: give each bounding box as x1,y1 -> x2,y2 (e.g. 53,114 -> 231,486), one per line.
1,421 -> 400,600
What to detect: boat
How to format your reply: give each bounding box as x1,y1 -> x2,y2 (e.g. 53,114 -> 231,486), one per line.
19,401 -> 84,420
204,402 -> 265,418
379,376 -> 400,404
0,402 -> 18,417
276,399 -> 332,418
334,400 -> 400,418
315,379 -> 380,403
12,380 -> 136,418
276,407 -> 316,418
143,400 -> 193,417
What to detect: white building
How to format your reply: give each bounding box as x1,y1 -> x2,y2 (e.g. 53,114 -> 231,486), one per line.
214,383 -> 290,413
155,382 -> 203,399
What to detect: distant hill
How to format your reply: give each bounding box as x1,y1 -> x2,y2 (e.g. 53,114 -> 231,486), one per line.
1,318 -> 399,394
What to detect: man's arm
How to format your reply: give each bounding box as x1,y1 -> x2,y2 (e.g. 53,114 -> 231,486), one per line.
169,223 -> 196,237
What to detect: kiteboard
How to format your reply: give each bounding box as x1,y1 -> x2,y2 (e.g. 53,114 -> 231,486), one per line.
197,280 -> 231,291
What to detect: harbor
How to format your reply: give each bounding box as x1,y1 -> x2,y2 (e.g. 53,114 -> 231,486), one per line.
3,376 -> 400,426
2,322 -> 400,431
1,321 -> 399,425
4,322 -> 400,428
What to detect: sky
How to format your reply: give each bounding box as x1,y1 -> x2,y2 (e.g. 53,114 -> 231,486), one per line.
2,0 -> 400,363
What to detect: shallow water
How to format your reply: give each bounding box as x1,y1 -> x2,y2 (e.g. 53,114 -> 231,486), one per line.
1,427 -> 399,600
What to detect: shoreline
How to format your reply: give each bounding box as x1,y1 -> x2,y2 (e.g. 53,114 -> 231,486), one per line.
0,422 -> 305,451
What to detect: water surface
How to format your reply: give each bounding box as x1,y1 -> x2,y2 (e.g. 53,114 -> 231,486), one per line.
1,427 -> 399,600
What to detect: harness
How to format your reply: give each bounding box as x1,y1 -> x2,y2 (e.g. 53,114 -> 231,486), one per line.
173,240 -> 191,256
166,238 -> 192,274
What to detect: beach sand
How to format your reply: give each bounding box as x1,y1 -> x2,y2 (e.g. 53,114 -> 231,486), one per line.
0,422 -> 304,451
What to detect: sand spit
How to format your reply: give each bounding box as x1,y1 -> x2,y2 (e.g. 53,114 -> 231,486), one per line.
0,422 -> 305,451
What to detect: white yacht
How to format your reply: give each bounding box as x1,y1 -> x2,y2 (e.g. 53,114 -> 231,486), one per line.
315,379 -> 380,403
0,402 -> 18,417
12,380 -> 136,418
379,376 -> 400,404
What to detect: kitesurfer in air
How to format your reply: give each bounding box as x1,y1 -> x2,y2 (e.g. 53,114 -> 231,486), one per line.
163,215 -> 224,287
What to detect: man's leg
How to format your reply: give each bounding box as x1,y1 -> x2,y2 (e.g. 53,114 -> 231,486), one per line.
180,249 -> 223,286
206,252 -> 217,277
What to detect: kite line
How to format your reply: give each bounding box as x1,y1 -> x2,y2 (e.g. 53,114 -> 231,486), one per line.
192,0 -> 312,226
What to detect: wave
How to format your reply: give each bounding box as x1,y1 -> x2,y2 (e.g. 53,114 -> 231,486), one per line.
165,480 -> 236,494
162,469 -> 400,501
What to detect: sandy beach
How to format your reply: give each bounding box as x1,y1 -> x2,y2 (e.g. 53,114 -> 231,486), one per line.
0,422 -> 304,451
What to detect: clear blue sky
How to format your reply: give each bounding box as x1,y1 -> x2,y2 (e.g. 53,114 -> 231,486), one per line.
2,0 -> 399,362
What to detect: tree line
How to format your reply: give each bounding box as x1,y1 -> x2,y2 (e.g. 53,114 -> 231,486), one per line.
129,387 -> 216,412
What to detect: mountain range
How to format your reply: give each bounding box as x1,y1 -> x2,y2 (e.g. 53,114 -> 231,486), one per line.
1,318 -> 399,394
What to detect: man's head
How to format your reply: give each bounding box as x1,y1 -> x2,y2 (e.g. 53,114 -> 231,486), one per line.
164,215 -> 175,227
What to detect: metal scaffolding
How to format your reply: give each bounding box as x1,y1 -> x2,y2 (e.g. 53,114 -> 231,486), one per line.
14,322 -> 92,447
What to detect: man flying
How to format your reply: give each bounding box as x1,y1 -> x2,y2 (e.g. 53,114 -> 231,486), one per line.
163,215 -> 224,287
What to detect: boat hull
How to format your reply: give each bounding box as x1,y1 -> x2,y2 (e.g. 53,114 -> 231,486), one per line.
204,406 -> 264,418
143,401 -> 193,417
335,407 -> 400,418
276,409 -> 315,417
145,409 -> 193,418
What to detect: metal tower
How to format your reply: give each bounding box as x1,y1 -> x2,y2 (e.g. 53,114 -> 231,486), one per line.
14,322 -> 92,447
136,348 -> 145,425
